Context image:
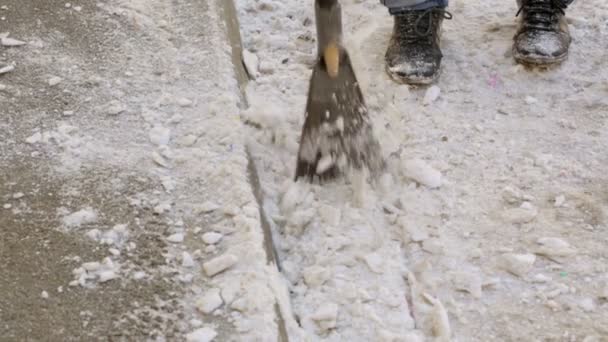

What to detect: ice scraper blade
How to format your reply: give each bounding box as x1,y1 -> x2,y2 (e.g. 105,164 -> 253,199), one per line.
295,0 -> 384,182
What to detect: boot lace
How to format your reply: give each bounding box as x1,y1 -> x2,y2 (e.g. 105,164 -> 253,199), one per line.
516,0 -> 567,31
397,8 -> 452,44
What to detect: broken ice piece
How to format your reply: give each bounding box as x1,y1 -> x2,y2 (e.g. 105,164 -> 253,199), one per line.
203,254 -> 238,277
25,132 -> 42,144
186,327 -> 217,342
525,96 -> 538,105
98,270 -> 118,283
316,154 -> 334,175
12,192 -> 24,199
402,159 -> 442,189
535,237 -> 576,258
152,151 -> 170,168
41,291 -> 49,299
579,298 -> 596,312
499,253 -> 535,277
310,303 -> 338,332
202,232 -> 223,245
0,63 -> 15,74
182,251 -> 196,268
196,288 -> 223,314
177,97 -> 193,107
133,271 -> 147,280
106,100 -> 126,115
1,36 -> 26,47
242,50 -> 260,80
363,253 -> 384,274
153,202 -> 171,214
532,274 -> 552,283
422,293 -> 451,340
48,76 -> 63,86
166,233 -> 184,243
423,85 -> 441,106
149,125 -> 171,146
62,208 -> 98,227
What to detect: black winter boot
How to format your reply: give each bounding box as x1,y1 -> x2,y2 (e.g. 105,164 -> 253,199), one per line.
513,0 -> 571,65
385,8 -> 452,85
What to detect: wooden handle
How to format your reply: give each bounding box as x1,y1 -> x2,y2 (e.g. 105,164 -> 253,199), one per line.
324,42 -> 340,78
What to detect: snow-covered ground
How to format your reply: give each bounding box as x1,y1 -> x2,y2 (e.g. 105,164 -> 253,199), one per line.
237,0 -> 608,340
2,0 -> 607,340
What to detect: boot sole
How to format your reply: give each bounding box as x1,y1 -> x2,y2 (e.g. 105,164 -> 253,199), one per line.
385,64 -> 440,86
513,49 -> 568,66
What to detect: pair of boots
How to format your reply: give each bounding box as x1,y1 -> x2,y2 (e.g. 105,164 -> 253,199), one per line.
386,0 -> 572,84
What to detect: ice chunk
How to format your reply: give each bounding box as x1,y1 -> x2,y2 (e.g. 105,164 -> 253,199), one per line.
186,327 -> 217,342
499,253 -> 535,277
149,126 -> 171,146
203,254 -> 238,277
202,232 -> 223,245
167,233 -> 184,243
196,288 -> 223,314
535,237 -> 576,258
62,208 -> 98,228
402,159 -> 442,188
48,76 -> 63,86
423,85 -> 441,105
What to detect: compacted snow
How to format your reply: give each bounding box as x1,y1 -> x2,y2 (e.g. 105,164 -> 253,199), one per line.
236,0 -> 608,340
